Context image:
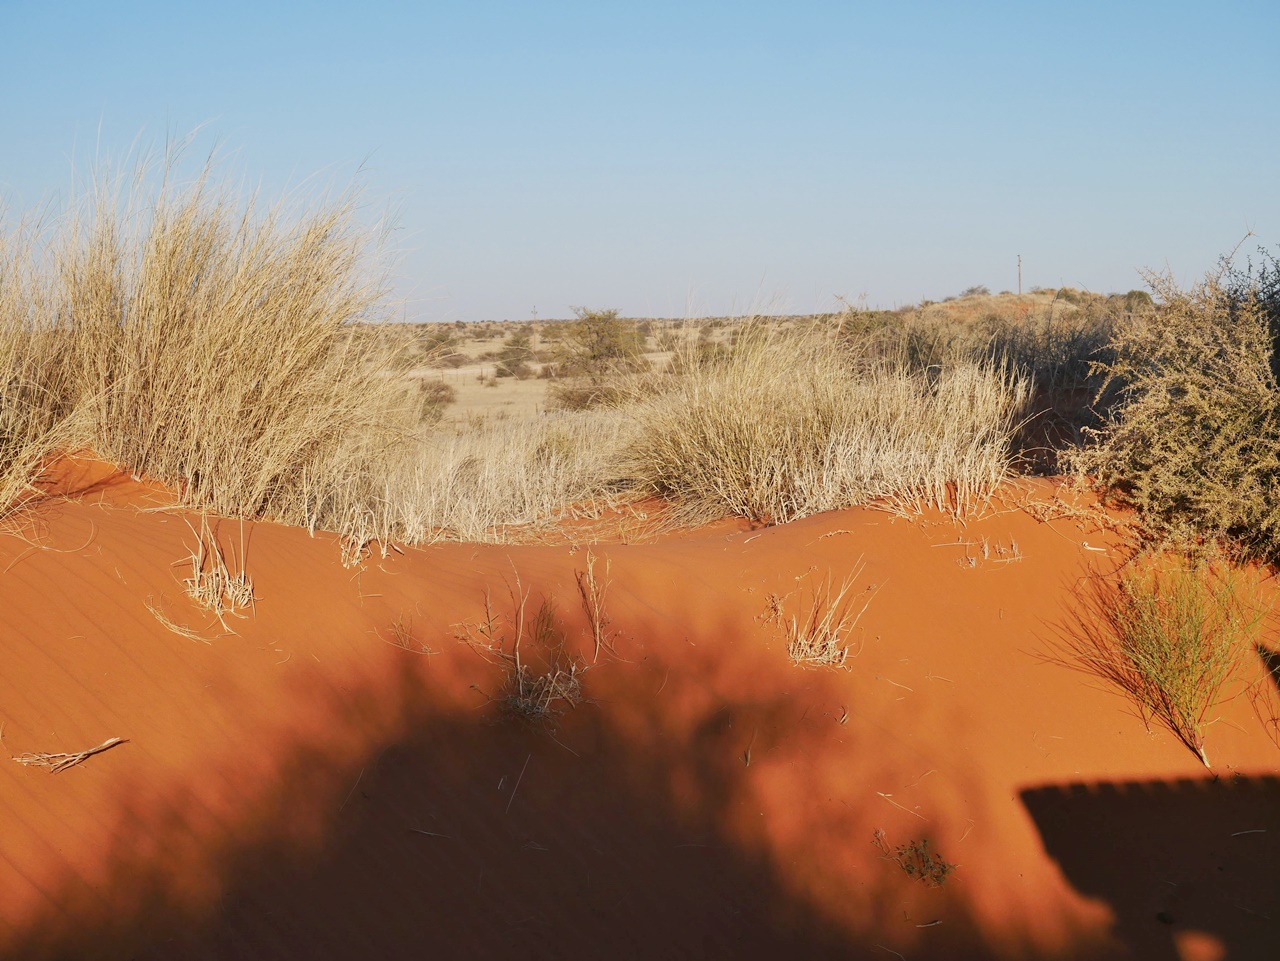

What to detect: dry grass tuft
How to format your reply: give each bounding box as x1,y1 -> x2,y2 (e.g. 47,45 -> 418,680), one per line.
0,145 -> 416,545
626,324 -> 1029,526
182,516 -> 255,626
775,562 -> 878,668
456,573 -> 587,720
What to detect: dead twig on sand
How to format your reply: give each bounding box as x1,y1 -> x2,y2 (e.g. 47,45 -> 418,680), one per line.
14,737 -> 128,773
456,569 -> 587,721
574,548 -> 617,662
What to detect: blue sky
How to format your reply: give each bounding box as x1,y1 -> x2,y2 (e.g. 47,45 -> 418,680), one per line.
2,1 -> 1278,320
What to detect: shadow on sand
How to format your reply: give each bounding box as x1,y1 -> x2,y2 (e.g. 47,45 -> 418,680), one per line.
12,599 -> 1275,960
1021,772 -> 1279,960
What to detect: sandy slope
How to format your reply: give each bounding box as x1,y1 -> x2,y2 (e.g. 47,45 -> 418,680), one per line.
0,463 -> 1276,960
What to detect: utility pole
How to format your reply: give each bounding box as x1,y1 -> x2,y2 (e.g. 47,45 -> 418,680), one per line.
1017,254 -> 1022,296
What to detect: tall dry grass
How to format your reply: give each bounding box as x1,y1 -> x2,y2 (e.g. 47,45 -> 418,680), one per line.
3,156 -> 1039,550
624,326 -> 1030,525
359,412 -> 631,545
0,153 -> 415,542
57,163 -> 412,524
0,213 -> 74,511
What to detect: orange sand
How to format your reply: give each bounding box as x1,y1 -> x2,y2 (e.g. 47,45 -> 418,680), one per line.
0,462 -> 1276,959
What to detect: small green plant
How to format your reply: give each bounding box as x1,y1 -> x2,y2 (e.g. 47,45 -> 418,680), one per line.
1056,558 -> 1266,767
872,830 -> 955,887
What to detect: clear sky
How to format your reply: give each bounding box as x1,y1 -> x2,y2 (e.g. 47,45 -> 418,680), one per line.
3,1 -> 1278,321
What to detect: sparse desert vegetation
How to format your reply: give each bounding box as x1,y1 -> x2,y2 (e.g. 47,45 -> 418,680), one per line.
4,158 -> 1280,961
0,160 -> 1063,551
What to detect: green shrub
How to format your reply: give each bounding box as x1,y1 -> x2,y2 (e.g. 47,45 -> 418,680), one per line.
1057,558 -> 1265,767
1068,271 -> 1280,559
547,307 -> 649,410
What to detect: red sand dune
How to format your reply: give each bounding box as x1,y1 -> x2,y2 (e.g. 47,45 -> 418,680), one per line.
1,461 -> 1277,960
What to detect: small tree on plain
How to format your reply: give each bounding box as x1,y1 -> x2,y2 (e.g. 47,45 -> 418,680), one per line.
548,307 -> 649,409
556,307 -> 646,377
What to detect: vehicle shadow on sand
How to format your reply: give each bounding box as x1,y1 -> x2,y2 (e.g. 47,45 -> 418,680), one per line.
1020,771 -> 1279,961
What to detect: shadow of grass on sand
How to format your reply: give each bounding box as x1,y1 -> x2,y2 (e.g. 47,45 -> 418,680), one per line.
5,598 -> 1226,961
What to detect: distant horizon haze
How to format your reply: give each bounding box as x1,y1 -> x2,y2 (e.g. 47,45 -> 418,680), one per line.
2,1 -> 1277,322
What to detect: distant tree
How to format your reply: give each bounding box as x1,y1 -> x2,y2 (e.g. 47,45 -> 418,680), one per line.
959,285 -> 991,298
548,307 -> 649,409
1122,289 -> 1154,311
556,307 -> 646,377
495,327 -> 535,378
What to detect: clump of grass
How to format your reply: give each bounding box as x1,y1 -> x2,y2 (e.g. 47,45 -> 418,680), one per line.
775,563 -> 877,668
182,516 -> 255,625
625,324 -> 1029,526
872,830 -> 956,887
0,144 -> 416,546
456,573 -> 587,720
1057,558 -> 1266,767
